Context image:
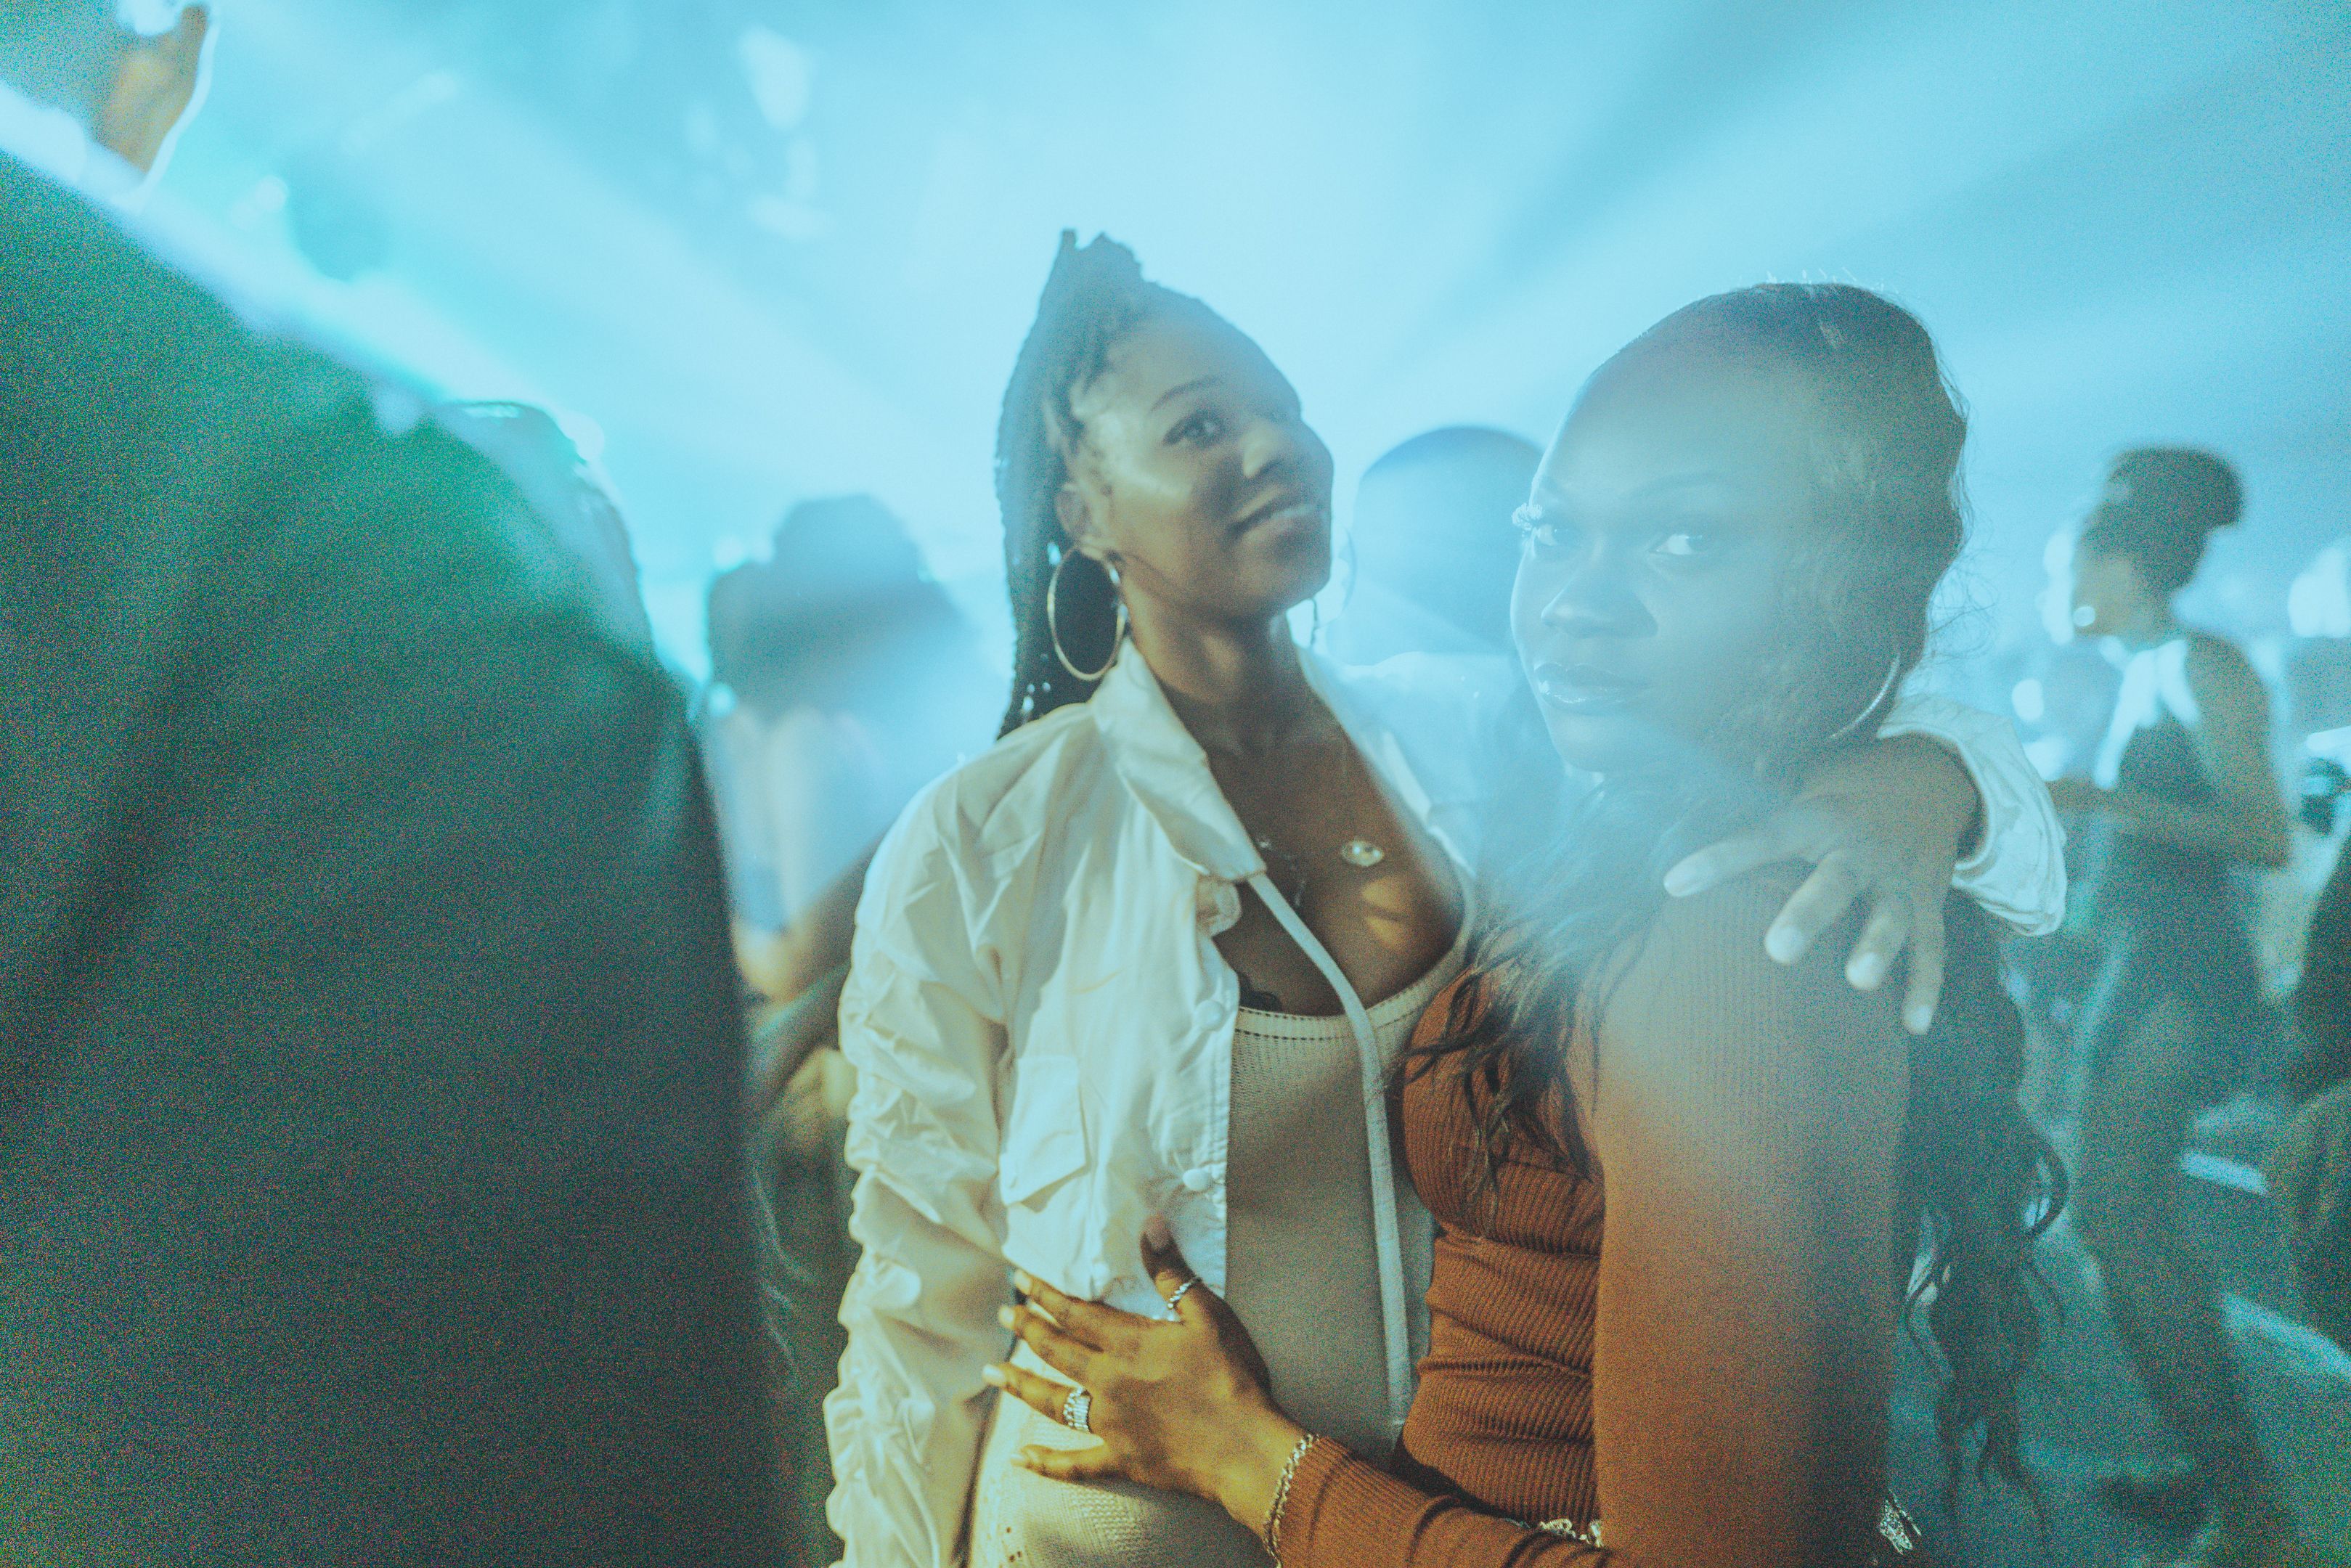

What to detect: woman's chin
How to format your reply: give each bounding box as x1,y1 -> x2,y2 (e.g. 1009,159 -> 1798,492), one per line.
1244,552 -> 1333,624
1537,706 -> 1682,779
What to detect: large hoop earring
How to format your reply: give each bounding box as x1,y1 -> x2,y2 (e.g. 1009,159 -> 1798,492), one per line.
1047,551 -> 1127,682
1828,651 -> 1906,742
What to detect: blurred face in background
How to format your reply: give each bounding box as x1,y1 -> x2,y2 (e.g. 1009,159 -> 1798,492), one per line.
1056,311 -> 1336,629
1348,430 -> 1539,650
2068,541 -> 2154,640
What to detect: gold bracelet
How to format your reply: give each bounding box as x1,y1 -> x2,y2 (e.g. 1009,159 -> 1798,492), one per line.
1260,1434 -> 1318,1559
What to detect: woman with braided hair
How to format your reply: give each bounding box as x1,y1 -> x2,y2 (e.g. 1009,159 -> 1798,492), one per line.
826,242 -> 2065,1568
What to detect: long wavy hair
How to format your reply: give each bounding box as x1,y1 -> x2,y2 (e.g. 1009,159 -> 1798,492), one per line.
992,231 -> 1223,736
1417,282 -> 2066,1501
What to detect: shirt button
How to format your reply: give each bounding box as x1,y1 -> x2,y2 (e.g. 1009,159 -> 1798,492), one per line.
1181,1166 -> 1215,1193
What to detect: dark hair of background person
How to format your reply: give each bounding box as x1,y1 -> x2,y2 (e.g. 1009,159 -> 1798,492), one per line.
1349,425 -> 1541,650
1417,283 -> 2066,1503
2078,446 -> 2245,596
707,494 -> 971,721
991,230 -> 1226,737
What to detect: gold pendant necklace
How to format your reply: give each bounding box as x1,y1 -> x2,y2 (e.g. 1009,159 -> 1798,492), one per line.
1244,730 -> 1386,901
1252,834 -> 1389,905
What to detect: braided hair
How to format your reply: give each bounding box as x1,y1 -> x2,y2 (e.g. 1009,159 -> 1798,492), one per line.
993,231 -> 1221,736
1417,283 -> 2066,1503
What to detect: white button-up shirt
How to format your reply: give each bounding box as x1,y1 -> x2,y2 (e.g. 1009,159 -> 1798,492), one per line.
823,644 -> 2061,1568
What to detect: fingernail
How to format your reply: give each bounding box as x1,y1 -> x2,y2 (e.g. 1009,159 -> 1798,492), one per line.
1905,1004 -> 1934,1034
997,1305 -> 1016,1329
1767,926 -> 1805,963
1011,1270 -> 1035,1294
982,1363 -> 1008,1387
1663,864 -> 1701,897
1014,1448 -> 1043,1469
1849,953 -> 1884,988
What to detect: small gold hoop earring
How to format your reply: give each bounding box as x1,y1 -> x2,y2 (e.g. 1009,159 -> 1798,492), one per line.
1047,551 -> 1127,682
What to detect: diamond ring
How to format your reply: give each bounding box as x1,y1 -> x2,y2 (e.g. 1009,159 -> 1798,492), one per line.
1061,1386 -> 1093,1434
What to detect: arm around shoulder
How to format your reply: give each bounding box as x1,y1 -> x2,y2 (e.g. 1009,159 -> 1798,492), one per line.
1878,692 -> 2066,934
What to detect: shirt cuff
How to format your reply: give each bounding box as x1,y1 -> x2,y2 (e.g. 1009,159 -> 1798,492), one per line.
1878,692 -> 2067,936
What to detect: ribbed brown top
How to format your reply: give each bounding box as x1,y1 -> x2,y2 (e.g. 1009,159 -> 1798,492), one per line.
1389,1048 -> 1603,1527
1279,874 -> 1910,1568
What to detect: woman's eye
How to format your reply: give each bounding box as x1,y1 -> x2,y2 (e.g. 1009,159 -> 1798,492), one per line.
1512,505 -> 1571,557
1169,410 -> 1226,446
1655,529 -> 1720,559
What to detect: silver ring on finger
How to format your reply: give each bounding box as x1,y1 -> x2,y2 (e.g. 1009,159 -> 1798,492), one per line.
1061,1386 -> 1093,1434
1165,1276 -> 1199,1318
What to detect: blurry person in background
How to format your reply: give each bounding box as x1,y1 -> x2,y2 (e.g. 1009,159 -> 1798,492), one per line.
2251,538 -> 2351,1122
2282,539 -> 2351,746
2267,841 -> 2351,1356
440,399 -> 655,648
0,4 -> 784,1562
709,496 -> 995,976
1322,425 -> 1541,666
2247,827 -> 2351,1561
706,558 -> 799,936
2053,449 -> 2299,1566
701,495 -> 998,1559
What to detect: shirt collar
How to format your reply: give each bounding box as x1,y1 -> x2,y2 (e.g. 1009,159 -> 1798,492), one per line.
1085,638 -> 1470,882
1088,644 -> 1265,882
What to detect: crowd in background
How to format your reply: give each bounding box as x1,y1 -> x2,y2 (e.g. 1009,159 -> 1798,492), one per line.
4,4 -> 2348,1568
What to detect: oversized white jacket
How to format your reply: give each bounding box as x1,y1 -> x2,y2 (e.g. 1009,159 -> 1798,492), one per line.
823,645 -> 2063,1568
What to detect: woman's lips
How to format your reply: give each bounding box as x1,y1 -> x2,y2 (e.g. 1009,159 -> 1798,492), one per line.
1233,498 -> 1327,538
1531,660 -> 1648,715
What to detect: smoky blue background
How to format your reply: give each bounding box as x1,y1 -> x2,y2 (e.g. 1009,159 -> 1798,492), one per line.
147,0 -> 2351,688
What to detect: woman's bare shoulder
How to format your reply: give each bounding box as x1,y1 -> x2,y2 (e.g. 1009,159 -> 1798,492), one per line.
1597,867 -> 1906,1098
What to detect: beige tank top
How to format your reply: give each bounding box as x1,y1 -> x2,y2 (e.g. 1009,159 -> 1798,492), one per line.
1223,937 -> 1467,1459
969,928 -> 1470,1568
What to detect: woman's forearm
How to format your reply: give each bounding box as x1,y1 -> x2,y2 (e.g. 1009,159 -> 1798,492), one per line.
1207,1410 -> 1315,1541
1811,733 -> 1979,857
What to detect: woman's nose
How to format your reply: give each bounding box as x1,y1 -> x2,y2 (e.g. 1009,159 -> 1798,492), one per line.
1538,552 -> 1652,638
1240,414 -> 1327,486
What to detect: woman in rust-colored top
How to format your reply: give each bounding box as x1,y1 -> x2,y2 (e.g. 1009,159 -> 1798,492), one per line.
979,284 -> 2071,1566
